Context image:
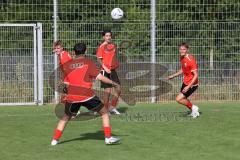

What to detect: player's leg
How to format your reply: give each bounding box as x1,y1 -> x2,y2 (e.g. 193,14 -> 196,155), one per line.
176,93 -> 192,109
109,70 -> 121,115
99,107 -> 121,144
109,88 -> 121,115
109,88 -> 121,113
176,84 -> 200,118
103,88 -> 111,110
82,96 -> 120,144
51,114 -> 71,145
51,103 -> 80,145
176,93 -> 199,118
100,70 -> 112,111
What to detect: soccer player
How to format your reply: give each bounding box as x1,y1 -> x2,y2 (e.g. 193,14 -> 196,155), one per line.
53,40 -> 72,72
53,41 -> 72,102
51,43 -> 121,146
96,30 -> 121,115
167,42 -> 200,118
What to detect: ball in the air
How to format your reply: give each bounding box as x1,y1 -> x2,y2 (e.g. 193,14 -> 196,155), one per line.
111,8 -> 124,20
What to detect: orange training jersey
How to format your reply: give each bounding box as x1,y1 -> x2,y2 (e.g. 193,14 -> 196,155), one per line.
58,51 -> 72,66
58,51 -> 72,82
62,57 -> 100,102
180,54 -> 198,85
96,42 -> 119,70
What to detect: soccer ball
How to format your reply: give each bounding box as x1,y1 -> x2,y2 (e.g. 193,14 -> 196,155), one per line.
111,8 -> 124,20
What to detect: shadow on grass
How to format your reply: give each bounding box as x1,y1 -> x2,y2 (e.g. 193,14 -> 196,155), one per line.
55,104 -> 130,121
178,111 -> 203,117
59,131 -> 128,145
115,107 -> 128,114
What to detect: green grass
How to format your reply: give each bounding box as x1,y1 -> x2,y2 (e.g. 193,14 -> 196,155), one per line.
0,102 -> 240,160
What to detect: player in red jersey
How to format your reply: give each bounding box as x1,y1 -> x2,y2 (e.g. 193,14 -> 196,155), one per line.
53,40 -> 72,72
168,43 -> 200,118
53,41 -> 72,102
51,43 -> 120,145
96,30 -> 121,115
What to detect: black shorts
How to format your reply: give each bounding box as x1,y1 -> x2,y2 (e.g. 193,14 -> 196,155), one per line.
100,69 -> 120,89
180,83 -> 198,98
65,96 -> 103,116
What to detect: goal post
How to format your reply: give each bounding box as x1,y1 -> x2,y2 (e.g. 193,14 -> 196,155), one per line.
0,23 -> 43,105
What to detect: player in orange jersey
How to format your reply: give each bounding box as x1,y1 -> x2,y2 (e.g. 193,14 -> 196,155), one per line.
53,41 -> 72,102
53,40 -> 72,73
168,42 -> 200,118
96,30 -> 121,115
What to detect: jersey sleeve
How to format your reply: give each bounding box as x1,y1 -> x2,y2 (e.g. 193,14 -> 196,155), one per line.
59,52 -> 72,66
96,46 -> 103,59
61,59 -> 73,75
190,58 -> 198,72
88,60 -> 100,78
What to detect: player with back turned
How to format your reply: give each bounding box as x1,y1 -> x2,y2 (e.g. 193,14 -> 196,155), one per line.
167,42 -> 200,118
51,43 -> 121,145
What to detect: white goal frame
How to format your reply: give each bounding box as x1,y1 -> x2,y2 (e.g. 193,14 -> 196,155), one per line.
0,23 -> 43,106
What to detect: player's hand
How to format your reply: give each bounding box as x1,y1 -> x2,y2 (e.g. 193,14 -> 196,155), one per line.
112,82 -> 121,91
102,65 -> 111,73
105,68 -> 111,74
115,84 -> 121,91
167,75 -> 174,80
182,86 -> 190,93
63,82 -> 69,87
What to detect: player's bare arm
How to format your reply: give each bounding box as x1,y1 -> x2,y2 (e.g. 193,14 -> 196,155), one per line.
96,74 -> 120,91
97,57 -> 104,68
102,64 -> 111,73
98,58 -> 111,73
97,42 -> 111,74
168,69 -> 183,80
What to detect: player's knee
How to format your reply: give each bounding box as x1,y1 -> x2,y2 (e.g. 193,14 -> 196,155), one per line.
98,106 -> 108,115
176,96 -> 181,103
116,89 -> 121,95
89,102 -> 105,115
61,114 -> 71,121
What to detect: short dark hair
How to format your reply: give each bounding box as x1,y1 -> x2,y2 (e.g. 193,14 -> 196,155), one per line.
73,43 -> 87,55
102,29 -> 112,36
179,42 -> 189,49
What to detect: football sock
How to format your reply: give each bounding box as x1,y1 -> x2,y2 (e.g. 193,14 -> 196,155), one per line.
111,97 -> 118,107
186,101 -> 193,109
104,127 -> 111,138
53,129 -> 62,140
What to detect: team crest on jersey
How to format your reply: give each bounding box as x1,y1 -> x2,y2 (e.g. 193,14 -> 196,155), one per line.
104,43 -> 116,53
184,63 -> 187,67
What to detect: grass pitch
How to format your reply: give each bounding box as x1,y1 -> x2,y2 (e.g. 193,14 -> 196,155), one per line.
0,102 -> 239,160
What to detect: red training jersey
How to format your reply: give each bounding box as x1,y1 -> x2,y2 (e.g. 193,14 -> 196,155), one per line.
58,51 -> 72,82
180,54 -> 198,85
58,51 -> 72,66
62,57 -> 100,102
96,42 -> 119,70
